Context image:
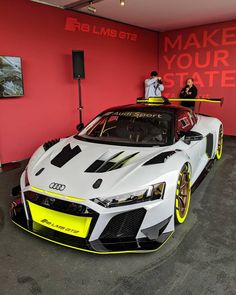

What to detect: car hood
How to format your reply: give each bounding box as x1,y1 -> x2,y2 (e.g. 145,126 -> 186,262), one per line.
27,137 -> 176,200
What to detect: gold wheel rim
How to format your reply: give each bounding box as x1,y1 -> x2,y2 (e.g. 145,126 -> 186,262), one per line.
177,171 -> 190,218
175,165 -> 191,224
216,125 -> 223,159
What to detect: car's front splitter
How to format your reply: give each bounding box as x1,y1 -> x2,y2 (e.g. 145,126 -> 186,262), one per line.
10,199 -> 173,254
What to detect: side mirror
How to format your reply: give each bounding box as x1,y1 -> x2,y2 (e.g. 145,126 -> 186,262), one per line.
76,123 -> 84,132
183,130 -> 203,144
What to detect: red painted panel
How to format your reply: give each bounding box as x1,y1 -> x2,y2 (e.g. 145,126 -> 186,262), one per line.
0,0 -> 158,163
159,21 -> 236,135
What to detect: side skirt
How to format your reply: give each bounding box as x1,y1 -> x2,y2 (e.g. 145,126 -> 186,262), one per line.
191,159 -> 215,193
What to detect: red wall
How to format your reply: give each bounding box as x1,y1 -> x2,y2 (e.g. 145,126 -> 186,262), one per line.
1,1 -> 235,164
159,21 -> 236,135
0,0 -> 158,164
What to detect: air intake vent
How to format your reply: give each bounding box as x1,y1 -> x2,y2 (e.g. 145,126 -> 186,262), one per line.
206,133 -> 214,158
143,151 -> 176,165
100,208 -> 146,241
43,139 -> 60,151
24,191 -> 96,217
85,152 -> 139,173
51,144 -> 81,168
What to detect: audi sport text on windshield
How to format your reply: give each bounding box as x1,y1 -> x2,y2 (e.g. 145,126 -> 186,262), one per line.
77,110 -> 173,146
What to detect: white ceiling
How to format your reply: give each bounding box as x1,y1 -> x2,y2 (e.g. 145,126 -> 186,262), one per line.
31,0 -> 236,31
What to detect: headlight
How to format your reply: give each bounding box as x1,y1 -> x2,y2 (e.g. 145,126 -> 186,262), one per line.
92,182 -> 165,208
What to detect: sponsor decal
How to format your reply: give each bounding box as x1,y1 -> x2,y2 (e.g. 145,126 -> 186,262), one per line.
65,17 -> 138,42
113,111 -> 168,119
41,218 -> 79,234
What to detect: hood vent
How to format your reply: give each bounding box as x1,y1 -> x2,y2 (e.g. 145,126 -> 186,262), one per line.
51,144 -> 81,168
143,151 -> 176,166
85,152 -> 139,173
35,168 -> 45,176
43,139 -> 60,151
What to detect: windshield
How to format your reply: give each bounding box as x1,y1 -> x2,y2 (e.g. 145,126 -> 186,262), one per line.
78,110 -> 174,146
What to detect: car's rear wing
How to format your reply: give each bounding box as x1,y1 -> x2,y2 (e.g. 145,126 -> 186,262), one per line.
168,97 -> 224,106
136,97 -> 170,105
137,97 -> 224,107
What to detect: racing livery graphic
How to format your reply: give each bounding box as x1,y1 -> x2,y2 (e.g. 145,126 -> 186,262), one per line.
10,97 -> 223,253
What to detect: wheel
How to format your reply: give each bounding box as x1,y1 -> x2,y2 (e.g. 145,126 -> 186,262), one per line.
216,125 -> 223,160
175,164 -> 191,224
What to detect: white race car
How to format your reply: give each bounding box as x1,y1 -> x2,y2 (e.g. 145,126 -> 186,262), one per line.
11,97 -> 223,254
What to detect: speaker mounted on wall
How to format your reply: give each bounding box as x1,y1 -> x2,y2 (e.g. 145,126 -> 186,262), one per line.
72,50 -> 85,79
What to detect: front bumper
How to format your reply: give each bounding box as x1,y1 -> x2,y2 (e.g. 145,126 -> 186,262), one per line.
10,194 -> 173,254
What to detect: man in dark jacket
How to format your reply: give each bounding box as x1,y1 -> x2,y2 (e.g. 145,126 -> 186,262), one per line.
179,78 -> 198,110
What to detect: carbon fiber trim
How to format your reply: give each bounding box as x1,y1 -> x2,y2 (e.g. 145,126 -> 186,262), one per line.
206,133 -> 214,158
141,216 -> 172,240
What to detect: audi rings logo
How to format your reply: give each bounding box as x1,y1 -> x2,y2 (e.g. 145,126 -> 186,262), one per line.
49,182 -> 66,191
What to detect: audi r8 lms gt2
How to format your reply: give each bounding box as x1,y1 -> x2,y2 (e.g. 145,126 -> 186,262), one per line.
10,97 -> 223,254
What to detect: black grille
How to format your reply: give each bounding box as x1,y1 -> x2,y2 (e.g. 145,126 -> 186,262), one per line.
100,208 -> 146,242
24,191 -> 96,217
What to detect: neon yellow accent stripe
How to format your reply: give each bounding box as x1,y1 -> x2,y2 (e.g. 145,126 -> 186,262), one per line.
31,186 -> 85,202
12,220 -> 174,254
176,189 -> 179,196
28,201 -> 92,238
66,196 -> 84,202
177,180 -> 180,185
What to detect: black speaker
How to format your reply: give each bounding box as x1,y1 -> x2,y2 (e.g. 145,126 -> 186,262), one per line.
72,50 -> 85,79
